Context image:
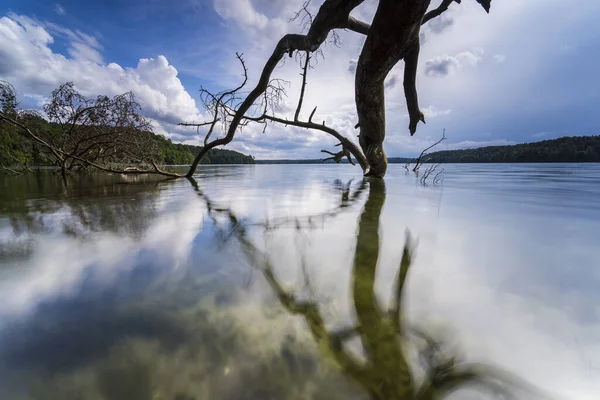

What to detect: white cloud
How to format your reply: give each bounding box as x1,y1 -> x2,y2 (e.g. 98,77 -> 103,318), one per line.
422,105 -> 451,118
424,48 -> 484,77
3,0 -> 600,158
0,14 -> 205,141
213,0 -> 269,30
186,171 -> 600,400
0,195 -> 206,318
67,40 -> 103,64
427,14 -> 454,34
7,15 -> 106,64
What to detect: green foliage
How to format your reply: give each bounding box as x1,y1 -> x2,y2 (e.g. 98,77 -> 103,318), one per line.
423,136 -> 600,163
0,120 -> 255,168
0,80 -> 254,170
0,120 -> 254,168
151,135 -> 254,165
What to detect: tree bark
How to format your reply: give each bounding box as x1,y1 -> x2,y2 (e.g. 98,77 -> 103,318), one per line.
356,0 -> 430,177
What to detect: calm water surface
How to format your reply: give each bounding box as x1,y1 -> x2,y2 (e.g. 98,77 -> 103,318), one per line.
0,164 -> 599,399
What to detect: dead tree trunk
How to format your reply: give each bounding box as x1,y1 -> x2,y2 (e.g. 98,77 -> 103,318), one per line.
180,0 -> 493,179
356,0 -> 430,177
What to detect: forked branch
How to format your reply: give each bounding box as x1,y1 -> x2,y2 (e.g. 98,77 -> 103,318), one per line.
178,0 -> 492,179
413,129 -> 446,172
422,0 -> 460,25
321,142 -> 355,165
179,0 -> 369,178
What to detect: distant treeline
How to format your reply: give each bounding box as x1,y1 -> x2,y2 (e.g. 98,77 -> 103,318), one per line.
256,136 -> 600,164
255,159 -> 333,164
0,118 -> 254,167
422,136 -> 600,163
153,135 -> 254,165
256,157 -> 413,164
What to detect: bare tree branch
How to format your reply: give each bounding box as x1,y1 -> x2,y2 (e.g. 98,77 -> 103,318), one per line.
308,106 -> 317,123
420,163 -> 441,185
182,0 -> 368,178
295,52 -> 311,122
404,39 -> 425,136
413,129 -> 446,172
246,112 -> 368,172
0,163 -> 24,175
346,16 -> 370,35
178,0 -> 493,179
320,146 -> 355,165
423,0 -> 490,26
422,0 -> 460,25
177,121 -> 215,128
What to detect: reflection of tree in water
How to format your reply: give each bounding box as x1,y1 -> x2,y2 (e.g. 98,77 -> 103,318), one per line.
5,278 -> 362,400
0,176 -> 551,400
0,172 -> 163,261
194,177 -> 549,400
1,176 -> 370,400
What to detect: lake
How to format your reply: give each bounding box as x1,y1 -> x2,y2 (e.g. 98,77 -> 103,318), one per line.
0,164 -> 599,399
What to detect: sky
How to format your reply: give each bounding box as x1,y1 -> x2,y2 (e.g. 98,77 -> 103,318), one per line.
0,0 -> 599,159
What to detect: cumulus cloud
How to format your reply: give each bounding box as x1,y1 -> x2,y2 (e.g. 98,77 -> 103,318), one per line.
45,22 -> 104,63
3,0 -> 599,158
425,56 -> 457,77
424,48 -> 483,77
0,14 -> 204,140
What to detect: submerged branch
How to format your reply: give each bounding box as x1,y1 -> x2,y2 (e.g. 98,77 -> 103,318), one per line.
413,129 -> 446,172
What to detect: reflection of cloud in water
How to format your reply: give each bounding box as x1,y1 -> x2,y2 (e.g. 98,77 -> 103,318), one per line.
0,165 -> 598,399
198,166 -> 600,399
0,197 -> 206,318
403,231 -> 600,399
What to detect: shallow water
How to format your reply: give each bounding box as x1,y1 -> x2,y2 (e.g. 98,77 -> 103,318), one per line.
0,164 -> 599,399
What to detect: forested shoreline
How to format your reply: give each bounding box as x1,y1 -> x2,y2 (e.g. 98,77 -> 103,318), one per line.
255,136 -> 600,164
421,136 -> 600,163
0,112 -> 254,169
152,134 -> 254,165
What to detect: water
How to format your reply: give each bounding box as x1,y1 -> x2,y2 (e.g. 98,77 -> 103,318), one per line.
0,164 -> 599,399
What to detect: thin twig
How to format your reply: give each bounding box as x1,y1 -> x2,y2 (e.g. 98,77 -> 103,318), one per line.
413,129 -> 446,172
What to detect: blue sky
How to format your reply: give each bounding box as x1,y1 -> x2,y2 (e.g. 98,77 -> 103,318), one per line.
1,0 -> 599,158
